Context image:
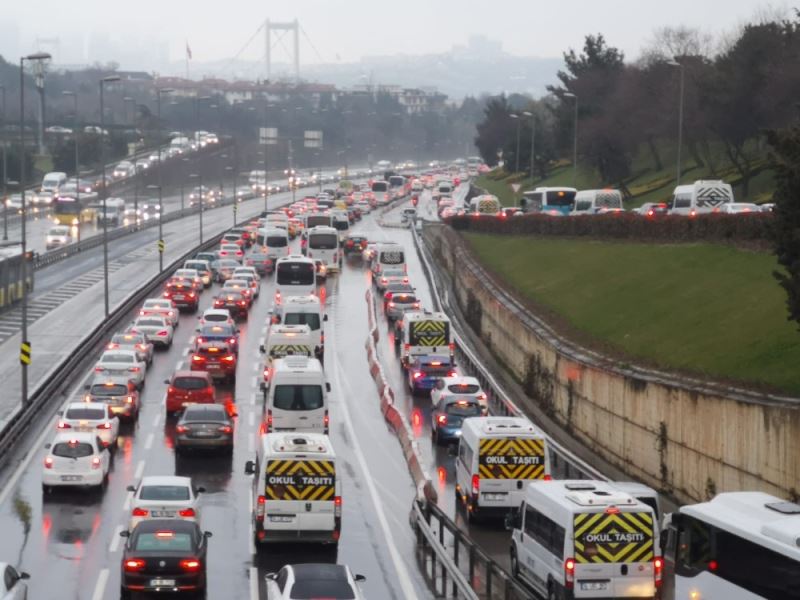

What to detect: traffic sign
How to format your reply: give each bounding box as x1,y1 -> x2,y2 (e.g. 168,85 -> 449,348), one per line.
19,341 -> 31,366
158,239 -> 165,253
511,183 -> 522,193
260,127 -> 279,145
304,130 -> 323,149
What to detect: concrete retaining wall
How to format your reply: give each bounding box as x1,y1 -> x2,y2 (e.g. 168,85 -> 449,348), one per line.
424,224 -> 800,503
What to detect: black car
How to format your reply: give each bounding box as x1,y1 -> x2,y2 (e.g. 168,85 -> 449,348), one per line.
175,404 -> 234,453
120,519 -> 211,599
213,290 -> 249,320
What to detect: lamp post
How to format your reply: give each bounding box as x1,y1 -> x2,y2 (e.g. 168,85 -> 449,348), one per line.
180,157 -> 189,212
522,110 -> 534,181
563,92 -> 578,186
1,84 -> 7,241
509,113 -> 521,173
147,184 -> 164,271
62,91 -> 80,239
19,51 -> 52,406
225,166 -> 236,225
190,173 -> 203,244
155,87 -> 173,256
99,75 -> 120,317
667,59 -> 685,186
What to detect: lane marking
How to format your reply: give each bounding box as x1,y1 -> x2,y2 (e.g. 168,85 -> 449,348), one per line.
152,413 -> 160,427
248,492 -> 256,556
144,432 -> 154,450
108,524 -> 124,553
182,347 -> 189,357
175,360 -> 184,370
248,433 -> 255,453
249,566 -> 259,600
90,568 -> 109,600
248,412 -> 254,427
134,459 -> 145,480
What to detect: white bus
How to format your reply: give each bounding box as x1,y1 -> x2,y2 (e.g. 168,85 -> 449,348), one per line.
662,491 -> 800,600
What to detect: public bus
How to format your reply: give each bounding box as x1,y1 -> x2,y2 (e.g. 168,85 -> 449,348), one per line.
662,491 -> 800,600
520,186 -> 577,216
52,195 -> 95,226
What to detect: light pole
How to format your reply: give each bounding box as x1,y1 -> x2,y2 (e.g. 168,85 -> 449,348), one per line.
563,93 -> 578,186
147,184 -> 164,271
523,110 -> 534,181
62,91 -> 80,238
225,166 -> 236,225
509,113 -> 521,173
1,84 -> 7,241
180,157 -> 189,212
190,173 -> 203,244
155,87 -> 173,253
99,74 -> 120,318
667,59 -> 685,186
19,51 -> 52,405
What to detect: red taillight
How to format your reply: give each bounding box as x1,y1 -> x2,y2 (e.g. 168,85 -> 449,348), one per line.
57,421 -> 71,429
179,558 -> 201,572
412,371 -> 423,379
471,474 -> 480,496
256,495 -> 266,522
448,371 -> 457,377
156,330 -> 168,337
91,456 -> 102,469
191,355 -> 204,362
266,410 -> 273,431
324,411 -> 330,428
238,300 -> 247,306
124,559 -> 146,572
708,559 -> 719,572
44,456 -> 54,469
131,507 -> 148,517
176,425 -> 189,434
228,338 -> 236,345
388,302 -> 395,308
222,355 -> 235,363
403,344 -> 410,353
436,414 -> 447,426
334,496 -> 342,518
108,343 -> 119,349
449,342 -> 455,353
564,558 -> 576,589
128,366 -> 140,373
126,395 -> 135,404
219,425 -> 233,434
97,422 -> 112,430
178,508 -> 196,518
654,557 -> 663,587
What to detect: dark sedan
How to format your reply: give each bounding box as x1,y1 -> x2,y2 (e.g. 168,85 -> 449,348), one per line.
175,404 -> 233,453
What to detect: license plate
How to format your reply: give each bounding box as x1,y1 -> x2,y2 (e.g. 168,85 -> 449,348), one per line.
580,582 -> 608,591
194,431 -> 215,437
269,515 -> 294,523
483,493 -> 507,501
61,475 -> 82,482
150,511 -> 175,518
174,295 -> 185,300
150,579 -> 176,587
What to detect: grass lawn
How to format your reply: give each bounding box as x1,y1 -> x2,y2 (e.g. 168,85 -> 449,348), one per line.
463,232 -> 800,395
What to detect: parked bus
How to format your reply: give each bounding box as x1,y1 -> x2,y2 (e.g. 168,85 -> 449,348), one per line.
520,187 -> 577,216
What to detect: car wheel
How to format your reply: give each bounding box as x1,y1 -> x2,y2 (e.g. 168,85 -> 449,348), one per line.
547,581 -> 559,600
510,547 -> 520,578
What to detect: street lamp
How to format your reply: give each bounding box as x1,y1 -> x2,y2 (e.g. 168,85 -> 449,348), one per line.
62,91 -> 80,240
99,74 -> 120,318
180,157 -> 189,212
19,51 -> 52,405
156,87 -> 173,254
509,113 -> 521,173
563,92 -> 579,186
189,173 -> 203,244
667,59 -> 685,186
225,166 -> 237,226
1,84 -> 7,241
146,184 -> 164,271
522,110 -> 534,181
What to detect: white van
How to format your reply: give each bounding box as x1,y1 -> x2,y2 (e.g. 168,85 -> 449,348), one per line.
455,416 -> 550,522
258,227 -> 290,263
669,180 -> 733,216
396,310 -> 453,368
570,189 -> 624,215
275,256 -> 316,306
277,294 -> 327,360
331,209 -> 350,243
264,356 -> 329,435
434,181 -> 454,201
244,433 -> 341,547
306,226 -> 341,273
260,324 -> 315,393
372,242 -> 406,276
509,480 -> 661,599
41,171 -> 67,194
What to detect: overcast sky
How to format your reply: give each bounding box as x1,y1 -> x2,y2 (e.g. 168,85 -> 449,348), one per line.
0,0 -> 777,67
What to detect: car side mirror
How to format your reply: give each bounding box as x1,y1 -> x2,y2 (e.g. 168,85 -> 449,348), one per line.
265,572 -> 277,581
195,486 -> 206,494
119,530 -> 130,538
244,460 -> 256,475
19,572 -> 30,580
163,379 -> 170,385
323,314 -> 328,322
127,485 -> 136,492
44,443 -> 51,450
57,410 -> 63,416
259,345 -> 265,354
204,531 -> 213,538
326,382 -> 331,392
504,511 -> 521,531
355,574 -> 366,582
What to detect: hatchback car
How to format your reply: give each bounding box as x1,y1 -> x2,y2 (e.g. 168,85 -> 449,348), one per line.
190,341 -> 237,384
431,376 -> 488,414
218,243 -> 243,262
266,563 -> 366,600
222,279 -> 254,304
57,402 -> 119,448
107,331 -> 153,365
42,432 -> 111,493
408,355 -> 457,395
376,267 -> 409,292
127,476 -> 203,531
163,281 -> 199,312
385,291 -> 420,321
119,519 -> 210,598
94,350 -> 146,390
194,322 -> 239,354
212,258 -> 240,282
343,234 -> 368,257
165,371 -> 215,416
431,397 -> 482,445
197,308 -> 234,329
175,404 -> 234,454
245,248 -> 274,274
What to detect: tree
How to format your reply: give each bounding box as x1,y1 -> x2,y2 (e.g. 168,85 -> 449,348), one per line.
474,95 -> 516,167
769,124 -> 800,329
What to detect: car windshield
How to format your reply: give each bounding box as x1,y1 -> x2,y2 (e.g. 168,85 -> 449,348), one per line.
173,377 -> 208,390
203,314 -> 229,323
267,236 -> 288,247
277,263 -> 315,285
283,312 -> 321,331
273,385 -> 324,411
139,485 -> 191,501
52,442 -> 94,458
333,220 -> 349,231
64,407 -> 106,420
309,234 -> 338,249
289,581 -> 356,599
112,334 -> 143,344
143,301 -> 169,309
133,532 -> 193,552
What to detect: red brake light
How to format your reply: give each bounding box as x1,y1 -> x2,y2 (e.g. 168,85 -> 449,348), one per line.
413,371 -> 423,379
565,558 -> 576,589
91,456 -> 102,469
156,330 -> 168,337
97,422 -> 112,430
471,474 -> 479,495
436,414 -> 447,425
128,366 -> 140,372
44,456 -> 54,468
256,495 -> 266,521
605,506 -> 620,515
176,425 -> 189,434
179,559 -> 201,572
708,559 -> 718,572
124,559 -> 146,572
654,557 -> 664,586
178,508 -> 196,518
57,421 -> 71,429
131,507 -> 148,517
218,425 -> 233,434
192,355 -> 204,362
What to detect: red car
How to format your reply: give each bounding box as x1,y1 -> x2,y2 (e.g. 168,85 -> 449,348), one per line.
191,341 -> 237,384
163,281 -> 199,312
213,291 -> 249,320
165,371 -> 215,416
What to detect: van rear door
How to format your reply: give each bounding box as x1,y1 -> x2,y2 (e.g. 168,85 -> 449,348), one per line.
264,459 -> 336,532
270,383 -> 327,433
478,437 -> 547,507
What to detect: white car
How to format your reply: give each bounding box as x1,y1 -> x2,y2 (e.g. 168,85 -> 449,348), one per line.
173,268 -> 203,289
355,200 -> 371,214
94,350 -> 146,390
42,432 -> 111,492
430,376 -> 488,414
107,331 -> 153,365
112,161 -> 136,179
233,272 -> 260,298
140,298 -> 179,328
197,308 -> 234,329
127,475 -> 204,531
131,315 -> 174,348
713,202 -> 760,214
233,266 -> 260,283
0,563 -> 29,599
218,243 -> 243,262
45,225 -> 72,250
266,564 -> 366,600
57,402 -> 119,449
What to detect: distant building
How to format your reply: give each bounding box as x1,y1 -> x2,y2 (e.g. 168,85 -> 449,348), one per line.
347,84 -> 447,114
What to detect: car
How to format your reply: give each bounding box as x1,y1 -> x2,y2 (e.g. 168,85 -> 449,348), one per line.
213,290 -> 248,320
175,404 -> 234,454
190,341 -> 237,384
233,272 -> 260,298
119,519 -> 211,599
375,267 -> 409,292
636,202 -> 669,218
197,308 -> 234,329
163,280 -> 199,312
113,161 -> 136,179
362,242 -> 378,263
385,290 -> 420,321
343,234 -> 368,256
57,401 -> 120,449
218,243 -> 243,262
140,203 -> 161,221
107,331 -> 154,365
189,185 -> 215,207
84,379 -> 140,421
172,269 -> 204,291
212,258 -> 240,282
265,564 -> 366,600
221,279 -> 253,305
183,260 -> 212,287
0,562 -> 29,599
127,475 -> 203,531
313,259 -> 327,282
195,322 -> 239,354
131,315 -> 174,349
139,298 -> 179,328
233,265 -> 260,282
408,355 -> 457,395
42,432 -> 111,493
45,225 -> 72,250
382,282 -> 415,308
713,202 -> 761,214
93,350 -> 146,390
164,371 -> 215,416
430,376 -> 489,414
431,396 -> 482,445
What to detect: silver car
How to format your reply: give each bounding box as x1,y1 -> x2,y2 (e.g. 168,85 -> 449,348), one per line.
131,315 -> 174,348
93,349 -> 146,390
107,331 -> 153,365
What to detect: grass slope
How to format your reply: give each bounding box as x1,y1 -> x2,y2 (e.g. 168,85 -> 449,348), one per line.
464,232 -> 800,395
